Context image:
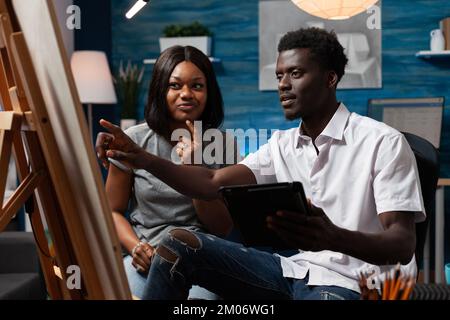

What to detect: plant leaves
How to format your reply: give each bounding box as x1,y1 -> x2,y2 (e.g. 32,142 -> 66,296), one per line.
114,59 -> 145,119
162,21 -> 212,37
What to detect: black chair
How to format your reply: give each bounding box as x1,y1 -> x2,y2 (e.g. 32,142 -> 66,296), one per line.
402,132 -> 440,271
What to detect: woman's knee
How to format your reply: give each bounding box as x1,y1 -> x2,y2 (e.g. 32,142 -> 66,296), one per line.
123,255 -> 147,299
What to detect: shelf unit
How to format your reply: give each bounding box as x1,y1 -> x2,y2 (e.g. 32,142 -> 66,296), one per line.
415,50 -> 450,59
143,57 -> 221,64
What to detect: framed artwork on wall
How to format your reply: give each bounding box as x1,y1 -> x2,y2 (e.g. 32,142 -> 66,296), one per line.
259,0 -> 382,90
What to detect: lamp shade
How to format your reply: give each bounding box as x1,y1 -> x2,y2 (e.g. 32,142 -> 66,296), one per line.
291,0 -> 378,20
71,51 -> 117,104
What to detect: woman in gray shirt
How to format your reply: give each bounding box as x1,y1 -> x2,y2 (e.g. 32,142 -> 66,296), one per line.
99,46 -> 238,299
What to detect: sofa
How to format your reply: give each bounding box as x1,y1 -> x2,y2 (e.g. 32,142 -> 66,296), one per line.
0,231 -> 47,299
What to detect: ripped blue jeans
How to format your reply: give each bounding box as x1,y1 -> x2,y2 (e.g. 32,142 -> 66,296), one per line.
123,255 -> 218,300
142,229 -> 359,300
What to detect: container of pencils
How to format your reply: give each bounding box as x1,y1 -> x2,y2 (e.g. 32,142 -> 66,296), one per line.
358,263 -> 415,300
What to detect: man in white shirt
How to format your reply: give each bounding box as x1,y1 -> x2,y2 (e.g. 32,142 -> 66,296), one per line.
97,28 -> 424,300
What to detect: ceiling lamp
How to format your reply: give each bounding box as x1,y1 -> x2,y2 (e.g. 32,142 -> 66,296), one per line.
291,0 -> 378,20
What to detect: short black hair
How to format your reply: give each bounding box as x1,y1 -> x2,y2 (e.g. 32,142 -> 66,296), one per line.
145,45 -> 224,140
278,27 -> 348,83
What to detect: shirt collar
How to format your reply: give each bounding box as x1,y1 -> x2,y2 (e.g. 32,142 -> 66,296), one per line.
297,103 -> 351,146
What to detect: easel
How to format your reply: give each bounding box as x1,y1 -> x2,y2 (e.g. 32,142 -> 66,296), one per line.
0,0 -> 130,299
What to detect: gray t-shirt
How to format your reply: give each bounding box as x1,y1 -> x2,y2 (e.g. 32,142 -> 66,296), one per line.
110,123 -> 239,247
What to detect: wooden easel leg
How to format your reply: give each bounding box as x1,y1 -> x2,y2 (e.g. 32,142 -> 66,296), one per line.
0,130 -> 12,205
22,131 -> 84,299
0,2 -> 80,298
0,111 -> 18,215
0,113 -> 64,299
26,196 -> 65,300
12,132 -> 66,299
2,0 -> 131,299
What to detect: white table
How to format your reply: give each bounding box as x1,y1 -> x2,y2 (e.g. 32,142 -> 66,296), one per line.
423,178 -> 450,283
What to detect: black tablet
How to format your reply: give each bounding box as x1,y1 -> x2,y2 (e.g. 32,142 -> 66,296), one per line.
218,182 -> 309,249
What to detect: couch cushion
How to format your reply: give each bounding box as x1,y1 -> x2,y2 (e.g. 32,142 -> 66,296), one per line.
0,273 -> 47,300
0,232 -> 41,273
0,232 -> 47,300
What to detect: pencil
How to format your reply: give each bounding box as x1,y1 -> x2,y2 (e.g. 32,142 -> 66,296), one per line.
400,276 -> 414,300
382,272 -> 390,300
389,275 -> 403,300
396,277 -> 407,300
389,263 -> 401,299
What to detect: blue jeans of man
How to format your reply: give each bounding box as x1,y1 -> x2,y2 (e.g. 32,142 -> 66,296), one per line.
142,229 -> 359,300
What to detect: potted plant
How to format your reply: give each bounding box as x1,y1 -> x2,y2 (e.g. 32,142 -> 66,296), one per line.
159,21 -> 212,56
114,60 -> 145,131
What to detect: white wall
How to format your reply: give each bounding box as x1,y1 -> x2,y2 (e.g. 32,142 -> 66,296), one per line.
52,0 -> 74,58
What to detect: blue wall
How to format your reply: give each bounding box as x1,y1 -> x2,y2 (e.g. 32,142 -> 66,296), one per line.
111,0 -> 450,263
112,0 -> 449,169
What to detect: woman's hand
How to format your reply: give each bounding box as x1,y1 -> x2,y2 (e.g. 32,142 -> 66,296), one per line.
131,242 -> 155,274
176,120 -> 202,165
95,130 -> 115,169
96,119 -> 147,170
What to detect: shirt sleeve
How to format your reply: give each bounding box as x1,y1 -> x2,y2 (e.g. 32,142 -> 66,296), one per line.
372,133 -> 425,222
239,138 -> 277,185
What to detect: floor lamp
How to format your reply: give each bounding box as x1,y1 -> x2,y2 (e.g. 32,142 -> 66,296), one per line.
71,51 -> 117,138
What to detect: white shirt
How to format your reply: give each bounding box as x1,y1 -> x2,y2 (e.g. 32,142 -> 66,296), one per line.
240,103 -> 425,292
